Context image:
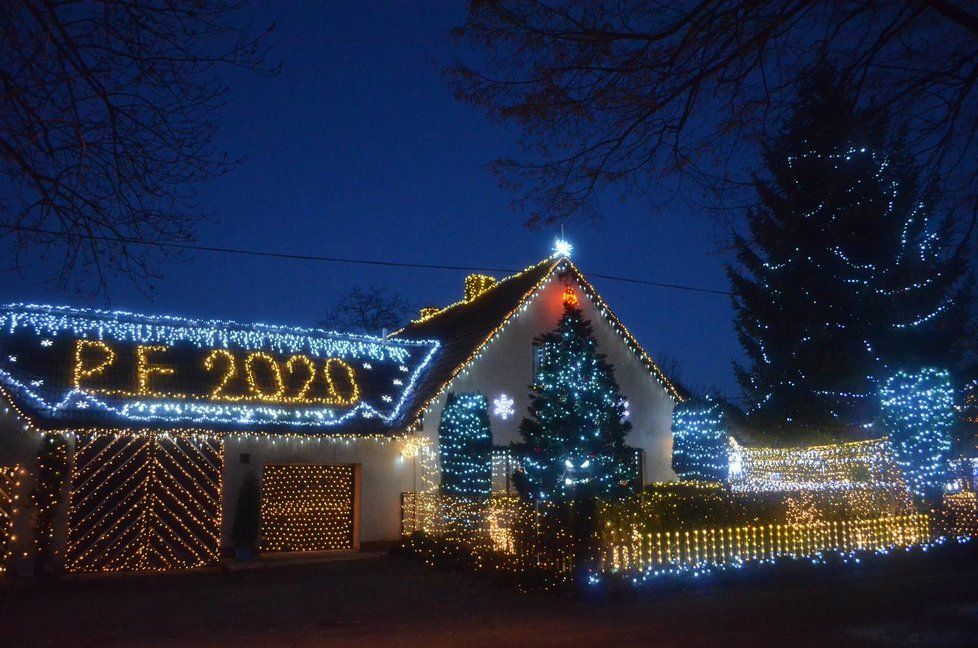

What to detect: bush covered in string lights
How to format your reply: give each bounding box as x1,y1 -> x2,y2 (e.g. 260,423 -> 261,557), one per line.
671,397 -> 729,482
880,368 -> 955,503
598,481 -> 912,536
29,433 -> 69,575
438,392 -> 492,500
518,300 -> 632,500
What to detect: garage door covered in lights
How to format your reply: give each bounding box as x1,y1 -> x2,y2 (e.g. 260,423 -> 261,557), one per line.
260,464 -> 356,552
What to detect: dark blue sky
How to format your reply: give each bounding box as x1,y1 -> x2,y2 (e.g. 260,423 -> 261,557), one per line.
0,2 -> 742,398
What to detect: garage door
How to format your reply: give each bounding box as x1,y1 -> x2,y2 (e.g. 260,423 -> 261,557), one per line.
260,464 -> 357,552
66,434 -> 222,573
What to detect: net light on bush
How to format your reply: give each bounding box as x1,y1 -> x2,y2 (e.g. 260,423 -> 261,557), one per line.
671,397 -> 729,482
438,393 -> 492,500
880,368 -> 954,501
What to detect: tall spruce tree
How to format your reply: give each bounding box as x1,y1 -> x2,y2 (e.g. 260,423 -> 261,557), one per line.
518,295 -> 631,499
728,67 -> 972,439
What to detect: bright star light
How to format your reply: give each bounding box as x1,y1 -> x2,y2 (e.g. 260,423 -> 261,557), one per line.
553,238 -> 573,257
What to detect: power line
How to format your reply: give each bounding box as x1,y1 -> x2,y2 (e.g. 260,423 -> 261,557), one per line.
585,271 -> 731,296
0,223 -> 732,297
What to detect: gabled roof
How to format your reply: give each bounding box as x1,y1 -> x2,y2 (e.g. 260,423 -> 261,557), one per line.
392,255 -> 685,430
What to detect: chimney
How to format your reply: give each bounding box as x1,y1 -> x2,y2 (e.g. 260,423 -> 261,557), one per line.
419,306 -> 439,319
464,274 -> 497,302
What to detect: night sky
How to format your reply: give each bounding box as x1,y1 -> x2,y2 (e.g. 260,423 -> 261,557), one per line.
0,2 -> 742,399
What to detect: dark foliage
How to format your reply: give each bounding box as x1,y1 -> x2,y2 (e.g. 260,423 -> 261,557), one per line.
727,68 -> 973,437
231,473 -> 261,551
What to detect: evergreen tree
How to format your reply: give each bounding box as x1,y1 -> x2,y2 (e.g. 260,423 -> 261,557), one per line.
231,473 -> 261,555
438,393 -> 492,500
518,297 -> 632,499
880,368 -> 954,505
728,67 -> 972,438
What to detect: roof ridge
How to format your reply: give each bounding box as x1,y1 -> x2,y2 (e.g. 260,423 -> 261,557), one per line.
391,256 -> 560,334
562,259 -> 684,402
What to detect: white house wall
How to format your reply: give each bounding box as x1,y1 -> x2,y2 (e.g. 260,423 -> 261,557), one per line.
222,436 -> 415,547
419,273 -> 677,484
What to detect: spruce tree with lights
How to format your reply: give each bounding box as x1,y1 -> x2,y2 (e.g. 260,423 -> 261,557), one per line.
728,67 -> 972,438
517,295 -> 632,500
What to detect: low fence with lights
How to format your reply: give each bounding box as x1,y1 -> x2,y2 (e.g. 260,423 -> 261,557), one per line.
601,513 -> 932,572
401,491 -> 939,578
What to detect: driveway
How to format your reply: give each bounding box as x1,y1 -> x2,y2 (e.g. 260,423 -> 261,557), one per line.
2,550 -> 978,647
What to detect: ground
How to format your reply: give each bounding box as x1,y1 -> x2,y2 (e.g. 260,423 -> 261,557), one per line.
3,550 -> 978,647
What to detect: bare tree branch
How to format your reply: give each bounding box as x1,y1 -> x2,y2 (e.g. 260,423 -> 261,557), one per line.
0,0 -> 276,295
449,0 -> 978,225
320,286 -> 416,335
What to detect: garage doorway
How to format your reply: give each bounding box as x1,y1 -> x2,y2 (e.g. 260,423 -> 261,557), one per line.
260,464 -> 359,552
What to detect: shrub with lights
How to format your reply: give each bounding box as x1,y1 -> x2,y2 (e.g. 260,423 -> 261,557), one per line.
518,299 -> 631,500
29,433 -> 69,575
671,397 -> 730,482
438,392 -> 493,501
880,368 -> 955,504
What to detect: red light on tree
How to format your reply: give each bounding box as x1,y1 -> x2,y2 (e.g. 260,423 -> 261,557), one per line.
562,286 -> 579,307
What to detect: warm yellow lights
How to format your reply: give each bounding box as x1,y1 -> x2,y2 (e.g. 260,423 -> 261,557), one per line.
65,434 -> 222,573
261,464 -> 356,552
69,341 -> 362,406
136,344 -> 176,396
944,491 -> 978,537
602,513 -> 932,572
464,274 -> 497,302
0,465 -> 21,574
730,437 -> 905,493
244,351 -> 286,400
73,339 -> 116,389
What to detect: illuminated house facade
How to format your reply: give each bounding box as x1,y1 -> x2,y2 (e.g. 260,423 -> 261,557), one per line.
392,255 -> 684,488
0,251 -> 682,575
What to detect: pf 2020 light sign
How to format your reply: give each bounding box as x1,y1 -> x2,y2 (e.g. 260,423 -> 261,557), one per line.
0,304 -> 439,432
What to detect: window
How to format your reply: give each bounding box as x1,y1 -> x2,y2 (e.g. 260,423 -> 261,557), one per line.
532,342 -> 544,383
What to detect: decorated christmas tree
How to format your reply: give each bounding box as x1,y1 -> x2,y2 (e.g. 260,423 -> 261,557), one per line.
728,66 -> 972,438
518,292 -> 632,499
438,392 -> 492,500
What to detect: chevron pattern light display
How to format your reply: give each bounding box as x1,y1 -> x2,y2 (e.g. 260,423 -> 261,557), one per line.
66,434 -> 222,573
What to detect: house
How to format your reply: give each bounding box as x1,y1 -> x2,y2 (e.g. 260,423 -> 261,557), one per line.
0,245 -> 683,576
392,250 -> 684,490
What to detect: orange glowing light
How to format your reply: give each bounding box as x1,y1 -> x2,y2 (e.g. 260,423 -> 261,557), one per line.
562,286 -> 579,307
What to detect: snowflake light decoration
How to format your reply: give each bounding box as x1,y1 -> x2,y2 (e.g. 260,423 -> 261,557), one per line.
493,393 -> 516,420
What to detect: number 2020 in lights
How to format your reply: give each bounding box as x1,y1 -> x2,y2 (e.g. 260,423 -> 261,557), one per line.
73,340 -> 360,406
0,303 -> 441,430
